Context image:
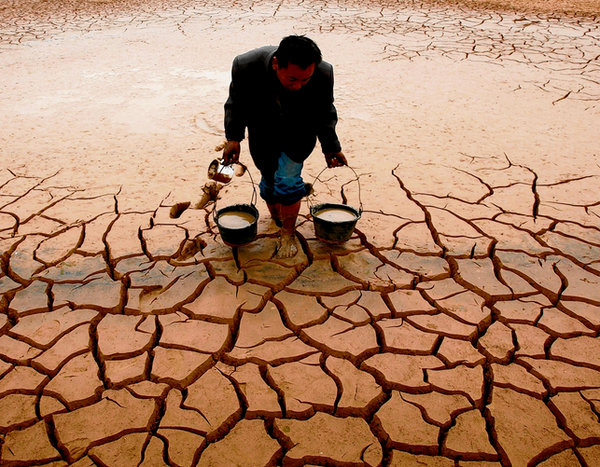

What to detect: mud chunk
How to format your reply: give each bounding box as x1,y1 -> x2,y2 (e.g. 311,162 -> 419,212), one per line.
169,181 -> 224,219
177,235 -> 207,260
169,201 -> 191,219
194,181 -> 224,209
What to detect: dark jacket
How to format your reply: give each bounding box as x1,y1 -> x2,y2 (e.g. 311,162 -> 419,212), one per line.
224,46 -> 342,179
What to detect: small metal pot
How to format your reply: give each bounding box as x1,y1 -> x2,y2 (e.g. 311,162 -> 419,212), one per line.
208,159 -> 235,184
310,203 -> 361,244
215,203 -> 259,247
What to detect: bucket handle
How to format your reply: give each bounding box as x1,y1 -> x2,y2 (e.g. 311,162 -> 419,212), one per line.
246,166 -> 258,206
308,164 -> 363,214
213,164 -> 258,220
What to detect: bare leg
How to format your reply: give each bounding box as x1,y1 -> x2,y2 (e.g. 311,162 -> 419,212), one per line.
275,200 -> 301,258
267,202 -> 282,227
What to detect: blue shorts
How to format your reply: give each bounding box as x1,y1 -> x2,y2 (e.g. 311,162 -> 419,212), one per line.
259,152 -> 306,205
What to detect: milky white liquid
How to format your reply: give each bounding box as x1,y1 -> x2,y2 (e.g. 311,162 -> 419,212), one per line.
314,207 -> 357,222
218,211 -> 256,229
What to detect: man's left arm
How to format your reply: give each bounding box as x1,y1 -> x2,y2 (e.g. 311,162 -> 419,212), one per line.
316,64 -> 347,168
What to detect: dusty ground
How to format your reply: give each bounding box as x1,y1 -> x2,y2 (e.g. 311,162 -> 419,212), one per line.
1,0 -> 600,465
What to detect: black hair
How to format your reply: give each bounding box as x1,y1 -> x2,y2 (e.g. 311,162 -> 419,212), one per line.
274,35 -> 322,69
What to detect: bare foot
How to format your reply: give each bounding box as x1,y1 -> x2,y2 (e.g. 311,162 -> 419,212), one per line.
275,233 -> 298,259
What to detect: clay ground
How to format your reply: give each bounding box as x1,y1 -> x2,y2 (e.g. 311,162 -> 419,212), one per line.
1,0 -> 600,465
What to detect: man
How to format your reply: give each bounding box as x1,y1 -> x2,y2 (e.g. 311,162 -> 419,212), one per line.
222,35 -> 347,258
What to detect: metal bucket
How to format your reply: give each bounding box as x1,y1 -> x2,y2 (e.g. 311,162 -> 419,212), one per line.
309,165 -> 362,245
215,203 -> 259,247
214,167 -> 259,247
310,203 -> 361,244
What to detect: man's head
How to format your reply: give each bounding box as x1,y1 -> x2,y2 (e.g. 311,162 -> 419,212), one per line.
273,35 -> 322,91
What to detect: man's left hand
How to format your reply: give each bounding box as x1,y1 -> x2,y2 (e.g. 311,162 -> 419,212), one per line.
325,152 -> 347,168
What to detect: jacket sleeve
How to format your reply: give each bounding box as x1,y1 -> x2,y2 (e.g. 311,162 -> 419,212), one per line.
224,57 -> 247,142
316,65 -> 342,154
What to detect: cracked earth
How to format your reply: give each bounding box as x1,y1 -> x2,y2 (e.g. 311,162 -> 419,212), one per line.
1,0 -> 600,465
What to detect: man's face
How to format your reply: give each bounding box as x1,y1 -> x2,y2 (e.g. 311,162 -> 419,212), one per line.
273,57 -> 315,91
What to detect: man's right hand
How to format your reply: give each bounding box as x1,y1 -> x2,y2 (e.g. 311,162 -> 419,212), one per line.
222,140 -> 241,165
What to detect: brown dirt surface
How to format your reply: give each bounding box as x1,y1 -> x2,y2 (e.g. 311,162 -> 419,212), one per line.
428,0 -> 600,16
